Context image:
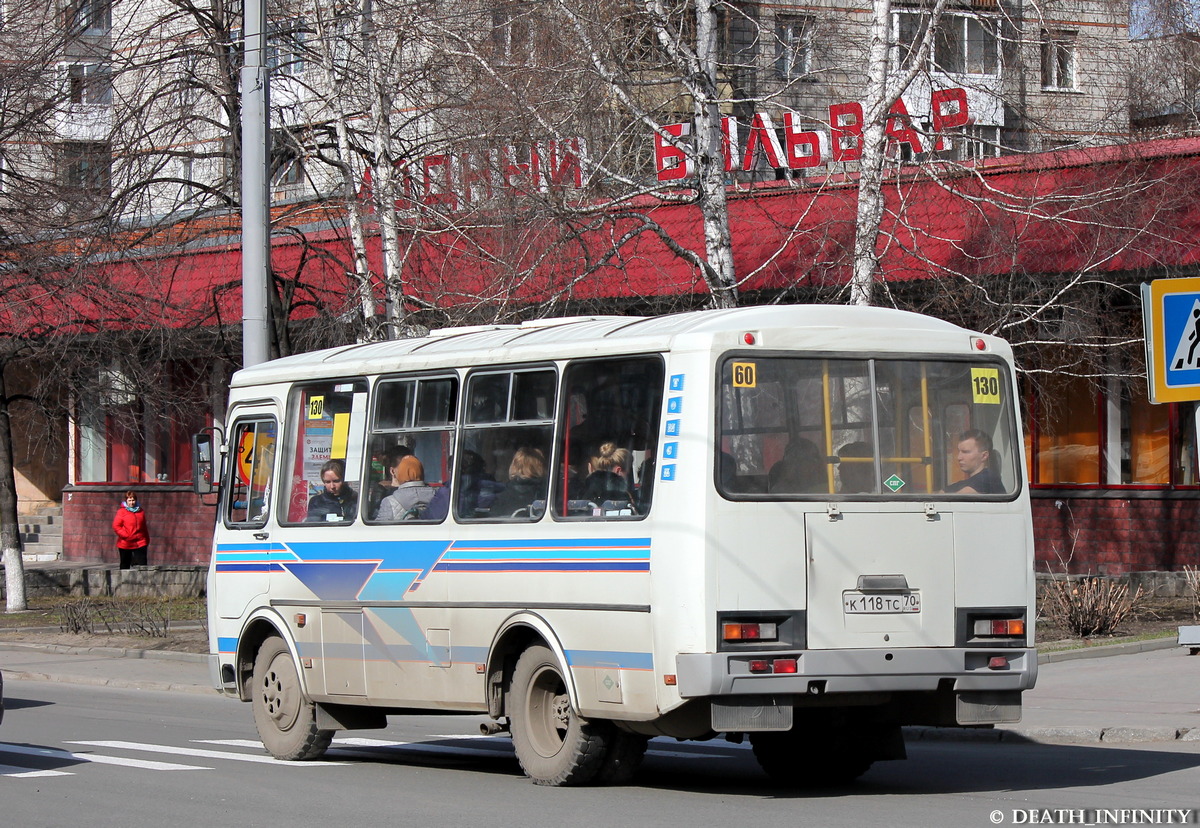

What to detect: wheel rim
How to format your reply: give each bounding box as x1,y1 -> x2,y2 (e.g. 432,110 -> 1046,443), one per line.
524,663 -> 571,758
259,652 -> 302,733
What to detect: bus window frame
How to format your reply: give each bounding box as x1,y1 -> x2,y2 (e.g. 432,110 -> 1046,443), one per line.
222,415 -> 279,530
457,363 -> 558,523
364,371 -> 460,525
714,351 -> 1022,502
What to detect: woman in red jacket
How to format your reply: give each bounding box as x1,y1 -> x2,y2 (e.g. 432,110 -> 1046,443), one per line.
112,491 -> 149,569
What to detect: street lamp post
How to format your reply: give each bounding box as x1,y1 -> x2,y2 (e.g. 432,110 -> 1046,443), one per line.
241,0 -> 271,368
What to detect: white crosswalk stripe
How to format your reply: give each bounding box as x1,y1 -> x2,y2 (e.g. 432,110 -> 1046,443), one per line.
0,762 -> 73,778
67,740 -> 345,766
0,741 -> 204,772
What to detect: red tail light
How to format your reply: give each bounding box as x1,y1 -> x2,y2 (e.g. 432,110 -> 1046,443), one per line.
722,622 -> 779,642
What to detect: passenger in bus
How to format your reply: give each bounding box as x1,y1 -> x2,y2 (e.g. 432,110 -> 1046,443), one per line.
306,459 -> 359,522
458,450 -> 504,517
836,442 -> 875,493
377,455 -> 447,520
581,442 -> 635,505
944,429 -> 1004,494
367,446 -> 411,519
489,447 -> 548,518
767,438 -> 823,493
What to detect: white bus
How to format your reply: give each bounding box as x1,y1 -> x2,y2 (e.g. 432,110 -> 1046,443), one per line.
195,305 -> 1036,787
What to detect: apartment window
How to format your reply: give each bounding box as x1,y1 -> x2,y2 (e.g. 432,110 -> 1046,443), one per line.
962,125 -> 1001,160
1041,30 -> 1076,90
65,0 -> 111,33
60,141 -> 110,194
896,12 -> 998,76
65,63 -> 112,105
267,20 -> 309,77
775,16 -> 814,80
490,3 -> 532,63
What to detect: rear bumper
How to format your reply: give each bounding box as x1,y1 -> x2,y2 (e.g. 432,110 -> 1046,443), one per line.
675,647 -> 1037,698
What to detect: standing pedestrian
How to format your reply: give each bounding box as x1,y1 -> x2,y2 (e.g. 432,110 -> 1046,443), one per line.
112,490 -> 149,569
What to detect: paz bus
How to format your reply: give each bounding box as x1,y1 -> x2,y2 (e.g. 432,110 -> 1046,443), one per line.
194,305 -> 1036,787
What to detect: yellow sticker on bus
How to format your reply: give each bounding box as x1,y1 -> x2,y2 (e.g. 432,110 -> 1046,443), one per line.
970,368 -> 1000,404
731,362 -> 757,388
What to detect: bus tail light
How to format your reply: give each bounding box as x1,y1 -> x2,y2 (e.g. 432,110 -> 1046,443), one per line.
723,622 -> 778,642
747,658 -> 798,674
771,658 -> 798,673
974,618 -> 1025,637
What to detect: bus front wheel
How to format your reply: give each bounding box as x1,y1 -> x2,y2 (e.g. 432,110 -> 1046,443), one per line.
251,636 -> 334,761
509,644 -> 609,786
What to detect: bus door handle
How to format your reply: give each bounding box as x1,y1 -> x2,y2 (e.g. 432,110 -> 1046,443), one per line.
253,532 -> 270,540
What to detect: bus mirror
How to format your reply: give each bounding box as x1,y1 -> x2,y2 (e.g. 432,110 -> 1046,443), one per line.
192,431 -> 219,496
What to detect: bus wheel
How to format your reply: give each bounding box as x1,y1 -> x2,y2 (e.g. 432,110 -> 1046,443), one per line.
251,637 -> 334,761
509,644 -> 609,786
750,726 -> 874,787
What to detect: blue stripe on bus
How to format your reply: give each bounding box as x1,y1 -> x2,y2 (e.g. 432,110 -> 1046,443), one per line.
448,538 -> 650,551
566,649 -> 654,670
217,637 -> 237,653
214,562 -> 286,573
433,561 -> 649,572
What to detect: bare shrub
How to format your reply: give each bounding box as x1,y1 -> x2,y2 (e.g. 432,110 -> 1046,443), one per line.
1043,576 -> 1147,638
1184,565 -> 1200,621
58,597 -> 196,637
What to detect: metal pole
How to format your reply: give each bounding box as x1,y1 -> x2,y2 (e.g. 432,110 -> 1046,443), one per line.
241,0 -> 271,368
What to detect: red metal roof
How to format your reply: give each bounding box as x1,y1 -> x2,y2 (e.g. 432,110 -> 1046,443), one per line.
7,136 -> 1200,333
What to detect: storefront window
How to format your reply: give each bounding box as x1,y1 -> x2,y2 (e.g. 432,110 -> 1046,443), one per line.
1034,374 -> 1099,485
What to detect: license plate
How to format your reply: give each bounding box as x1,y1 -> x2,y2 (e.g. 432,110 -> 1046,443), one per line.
843,591 -> 921,614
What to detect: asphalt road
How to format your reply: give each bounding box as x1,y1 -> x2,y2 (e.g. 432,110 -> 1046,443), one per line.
3,678 -> 1200,828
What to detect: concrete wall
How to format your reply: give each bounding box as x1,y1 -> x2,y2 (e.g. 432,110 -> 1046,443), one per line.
0,564 -> 206,599
61,487 -> 216,565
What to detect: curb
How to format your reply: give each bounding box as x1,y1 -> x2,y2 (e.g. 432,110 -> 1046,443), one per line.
1037,635 -> 1178,663
0,641 -> 208,663
0,669 -> 216,696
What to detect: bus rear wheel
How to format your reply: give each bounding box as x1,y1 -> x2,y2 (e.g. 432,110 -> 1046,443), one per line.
509,644 -> 609,786
251,636 -> 334,761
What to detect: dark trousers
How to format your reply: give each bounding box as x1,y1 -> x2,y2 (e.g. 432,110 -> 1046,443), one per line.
119,546 -> 148,569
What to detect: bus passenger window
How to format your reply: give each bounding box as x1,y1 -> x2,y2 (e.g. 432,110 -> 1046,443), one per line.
458,367 -> 555,521
281,380 -> 368,524
553,357 -> 664,519
366,375 -> 456,523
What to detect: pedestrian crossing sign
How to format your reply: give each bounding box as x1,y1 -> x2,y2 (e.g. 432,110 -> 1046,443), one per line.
1142,277 -> 1200,403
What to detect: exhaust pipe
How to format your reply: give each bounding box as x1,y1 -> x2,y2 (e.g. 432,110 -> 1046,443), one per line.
480,720 -> 509,736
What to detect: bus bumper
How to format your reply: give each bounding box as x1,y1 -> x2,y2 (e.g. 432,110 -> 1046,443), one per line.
675,647 -> 1037,698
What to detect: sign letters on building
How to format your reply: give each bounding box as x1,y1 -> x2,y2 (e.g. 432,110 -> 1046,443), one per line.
653,88 -> 971,181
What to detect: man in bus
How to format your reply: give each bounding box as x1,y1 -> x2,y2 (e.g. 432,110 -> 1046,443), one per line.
306,459 -> 359,521
944,429 -> 1004,495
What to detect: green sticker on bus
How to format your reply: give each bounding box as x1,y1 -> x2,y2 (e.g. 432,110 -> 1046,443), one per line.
884,474 -> 906,492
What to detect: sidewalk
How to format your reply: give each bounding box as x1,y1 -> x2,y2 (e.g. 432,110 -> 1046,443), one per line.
2,636 -> 1199,746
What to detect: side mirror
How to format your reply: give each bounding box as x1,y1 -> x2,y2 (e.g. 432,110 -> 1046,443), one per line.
192,431 -> 220,496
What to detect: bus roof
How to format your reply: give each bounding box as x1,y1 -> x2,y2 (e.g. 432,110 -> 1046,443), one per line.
230,305 -> 995,388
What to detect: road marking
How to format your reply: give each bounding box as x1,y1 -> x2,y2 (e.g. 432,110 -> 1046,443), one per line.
0,742 -> 204,771
0,761 -> 74,778
68,740 -> 345,766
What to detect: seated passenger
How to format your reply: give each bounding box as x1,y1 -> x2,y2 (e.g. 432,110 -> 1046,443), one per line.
306,459 -> 358,522
837,441 -> 875,494
377,456 -> 440,520
581,442 -> 634,505
457,450 -> 504,517
944,429 -> 1004,494
767,438 -> 823,493
367,446 -> 411,518
488,447 -> 548,518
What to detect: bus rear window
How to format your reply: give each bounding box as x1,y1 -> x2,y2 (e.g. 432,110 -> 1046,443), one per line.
718,357 -> 1019,498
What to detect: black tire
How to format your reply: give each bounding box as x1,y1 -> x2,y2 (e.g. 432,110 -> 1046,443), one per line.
750,726 -> 874,787
596,728 -> 649,785
251,636 -> 334,760
509,644 -> 610,786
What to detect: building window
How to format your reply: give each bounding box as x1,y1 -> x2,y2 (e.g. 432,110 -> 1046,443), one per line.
490,2 -> 532,64
1029,374 -> 1196,488
775,16 -> 813,80
962,125 -> 1001,160
65,0 -> 111,33
267,19 -> 309,77
65,63 -> 112,105
75,365 -> 207,485
1041,30 -> 1076,90
59,141 -> 110,195
896,12 -> 998,76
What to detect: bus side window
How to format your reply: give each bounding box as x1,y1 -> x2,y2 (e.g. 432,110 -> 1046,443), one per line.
553,356 -> 664,519
281,380 -> 369,525
227,419 -> 276,527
